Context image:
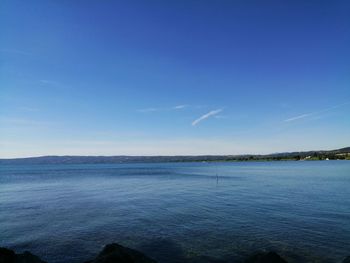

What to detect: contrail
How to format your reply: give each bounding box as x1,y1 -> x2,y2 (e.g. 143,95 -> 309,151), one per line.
192,109 -> 222,126
284,113 -> 312,122
173,105 -> 187,109
284,101 -> 350,122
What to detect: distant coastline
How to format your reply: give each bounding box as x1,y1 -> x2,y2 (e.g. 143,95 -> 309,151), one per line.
1,147 -> 349,165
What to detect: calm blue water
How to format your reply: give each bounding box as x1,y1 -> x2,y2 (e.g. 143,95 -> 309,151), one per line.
0,161 -> 349,263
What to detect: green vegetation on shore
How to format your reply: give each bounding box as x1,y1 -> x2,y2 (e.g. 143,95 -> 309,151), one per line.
0,147 -> 349,164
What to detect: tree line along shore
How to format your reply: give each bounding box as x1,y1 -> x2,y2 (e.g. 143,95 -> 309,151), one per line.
0,147 -> 349,165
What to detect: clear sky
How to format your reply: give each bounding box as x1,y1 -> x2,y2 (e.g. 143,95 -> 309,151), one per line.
1,0 -> 350,157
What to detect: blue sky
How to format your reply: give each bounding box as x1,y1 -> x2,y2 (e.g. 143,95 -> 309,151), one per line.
1,0 -> 350,157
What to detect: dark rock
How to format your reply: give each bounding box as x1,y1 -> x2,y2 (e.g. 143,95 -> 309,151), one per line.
244,251 -> 287,263
0,248 -> 16,263
190,256 -> 227,263
343,256 -> 350,263
86,243 -> 157,263
138,238 -> 186,263
0,248 -> 46,263
15,251 -> 47,263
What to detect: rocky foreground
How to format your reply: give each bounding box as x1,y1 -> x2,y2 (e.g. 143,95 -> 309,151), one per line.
0,244 -> 349,263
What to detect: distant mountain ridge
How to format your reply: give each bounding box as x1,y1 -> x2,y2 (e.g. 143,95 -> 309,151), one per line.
1,147 -> 349,164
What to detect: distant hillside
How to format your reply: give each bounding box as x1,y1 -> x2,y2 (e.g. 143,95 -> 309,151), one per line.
334,147 -> 350,153
1,147 -> 349,164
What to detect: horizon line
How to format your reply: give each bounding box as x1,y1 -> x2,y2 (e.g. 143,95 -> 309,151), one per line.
1,146 -> 348,160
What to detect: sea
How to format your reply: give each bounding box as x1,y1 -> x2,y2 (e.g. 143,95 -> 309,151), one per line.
1,161 -> 349,263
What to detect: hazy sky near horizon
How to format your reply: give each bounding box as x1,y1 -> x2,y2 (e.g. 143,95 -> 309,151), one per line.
1,0 -> 350,157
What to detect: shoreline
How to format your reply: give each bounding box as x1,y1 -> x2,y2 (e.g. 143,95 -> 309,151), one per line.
1,146 -> 349,164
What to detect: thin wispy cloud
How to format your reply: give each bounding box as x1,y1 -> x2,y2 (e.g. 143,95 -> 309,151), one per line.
284,113 -> 312,122
192,109 -> 223,126
138,104 -> 189,113
173,104 -> 187,110
284,101 -> 350,122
